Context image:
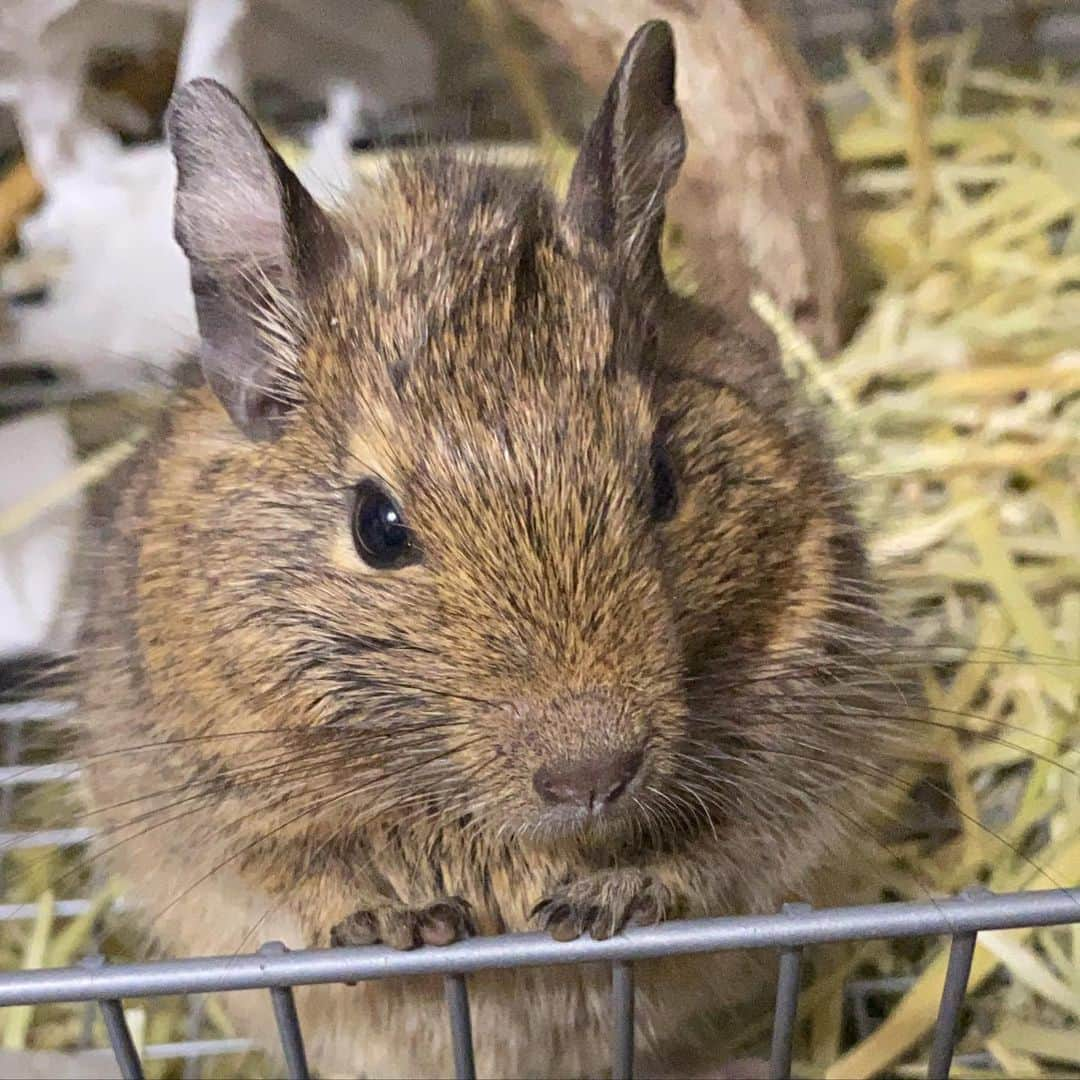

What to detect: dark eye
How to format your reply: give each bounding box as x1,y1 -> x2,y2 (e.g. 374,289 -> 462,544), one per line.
352,480 -> 417,569
650,444 -> 678,523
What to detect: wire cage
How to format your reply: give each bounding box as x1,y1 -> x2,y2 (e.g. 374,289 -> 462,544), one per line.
0,694 -> 1078,1080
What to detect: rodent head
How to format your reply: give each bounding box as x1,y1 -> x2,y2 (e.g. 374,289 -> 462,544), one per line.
158,23 -> 893,856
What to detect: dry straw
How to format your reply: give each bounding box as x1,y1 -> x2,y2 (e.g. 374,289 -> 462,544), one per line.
773,27 -> 1079,1079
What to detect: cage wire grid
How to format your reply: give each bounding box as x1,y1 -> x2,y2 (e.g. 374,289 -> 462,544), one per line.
1,698 -> 1080,1080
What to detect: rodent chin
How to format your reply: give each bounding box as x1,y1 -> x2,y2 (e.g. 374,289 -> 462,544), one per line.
517,798 -> 642,847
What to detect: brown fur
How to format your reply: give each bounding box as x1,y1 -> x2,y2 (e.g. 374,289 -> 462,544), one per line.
78,29 -> 906,1080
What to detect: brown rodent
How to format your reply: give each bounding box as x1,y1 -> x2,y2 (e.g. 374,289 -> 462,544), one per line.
78,21 -> 907,1079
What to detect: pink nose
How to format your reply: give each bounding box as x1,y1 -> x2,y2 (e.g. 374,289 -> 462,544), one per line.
532,749 -> 643,809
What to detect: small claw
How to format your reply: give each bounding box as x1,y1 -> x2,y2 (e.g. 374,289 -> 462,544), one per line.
535,901 -> 567,928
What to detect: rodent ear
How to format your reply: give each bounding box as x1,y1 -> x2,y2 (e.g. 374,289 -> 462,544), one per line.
563,20 -> 686,288
167,78 -> 347,441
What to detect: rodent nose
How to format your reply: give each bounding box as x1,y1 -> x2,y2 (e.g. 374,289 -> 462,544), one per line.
533,749 -> 643,810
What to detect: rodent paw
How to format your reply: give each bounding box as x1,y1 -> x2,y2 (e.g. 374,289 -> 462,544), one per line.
531,869 -> 683,942
329,896 -> 475,951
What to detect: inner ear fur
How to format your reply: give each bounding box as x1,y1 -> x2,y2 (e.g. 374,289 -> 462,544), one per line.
167,77 -> 346,440
563,20 -> 686,290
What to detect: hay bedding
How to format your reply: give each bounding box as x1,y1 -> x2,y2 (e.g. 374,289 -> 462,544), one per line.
766,29 -> 1079,1077
0,16 -> 1077,1080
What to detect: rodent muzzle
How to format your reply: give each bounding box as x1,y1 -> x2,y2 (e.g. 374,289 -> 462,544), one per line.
532,748 -> 643,813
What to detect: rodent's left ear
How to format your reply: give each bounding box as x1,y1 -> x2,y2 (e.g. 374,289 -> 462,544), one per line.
563,20 -> 686,289
167,78 -> 348,441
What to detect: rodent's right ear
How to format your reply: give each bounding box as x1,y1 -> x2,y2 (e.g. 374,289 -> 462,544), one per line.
563,20 -> 685,291
167,78 -> 347,441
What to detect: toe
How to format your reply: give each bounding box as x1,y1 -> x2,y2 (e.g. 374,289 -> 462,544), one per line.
549,917 -> 584,942
329,910 -> 379,948
589,904 -> 623,940
625,891 -> 663,928
547,902 -> 592,941
379,908 -> 421,950
418,899 -> 473,946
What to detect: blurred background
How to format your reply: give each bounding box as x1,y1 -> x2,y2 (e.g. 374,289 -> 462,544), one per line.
0,1 -> 1077,1077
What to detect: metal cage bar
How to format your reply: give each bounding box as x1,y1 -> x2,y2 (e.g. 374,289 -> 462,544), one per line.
2,695 -> 1078,1080
81,957 -> 144,1079
927,930 -> 978,1080
3,887 -> 1074,1007
0,887 -> 1073,1079
444,973 -> 476,1080
98,998 -> 144,1080
769,902 -> 811,1080
260,943 -> 310,1080
611,960 -> 635,1080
